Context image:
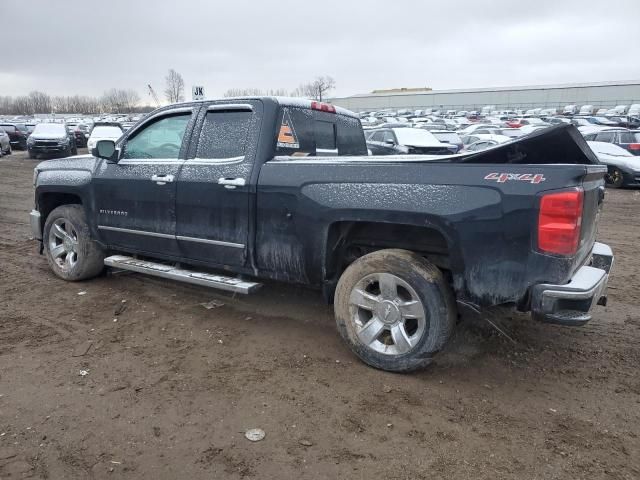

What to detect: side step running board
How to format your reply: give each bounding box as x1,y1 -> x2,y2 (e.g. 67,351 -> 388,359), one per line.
104,255 -> 262,294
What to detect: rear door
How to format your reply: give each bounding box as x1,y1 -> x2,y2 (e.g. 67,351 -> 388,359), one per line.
93,107 -> 195,257
175,101 -> 262,267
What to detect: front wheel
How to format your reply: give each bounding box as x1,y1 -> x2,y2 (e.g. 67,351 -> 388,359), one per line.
334,249 -> 456,372
43,205 -> 105,281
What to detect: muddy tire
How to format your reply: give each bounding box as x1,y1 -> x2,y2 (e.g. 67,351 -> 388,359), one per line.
334,249 -> 456,372
605,167 -> 624,189
43,205 -> 105,281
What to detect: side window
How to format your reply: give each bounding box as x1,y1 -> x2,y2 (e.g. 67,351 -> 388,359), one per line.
371,131 -> 385,142
314,120 -> 336,150
123,113 -> 190,160
197,110 -> 252,159
382,131 -> 395,143
336,114 -> 368,156
595,132 -> 615,143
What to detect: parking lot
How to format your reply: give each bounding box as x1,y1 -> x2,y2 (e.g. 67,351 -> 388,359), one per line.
0,149 -> 637,479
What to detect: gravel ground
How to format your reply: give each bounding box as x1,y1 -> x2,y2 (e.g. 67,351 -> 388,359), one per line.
1,150 -> 639,479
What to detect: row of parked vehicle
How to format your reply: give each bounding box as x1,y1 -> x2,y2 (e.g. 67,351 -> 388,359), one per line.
0,115 -> 139,159
361,107 -> 639,188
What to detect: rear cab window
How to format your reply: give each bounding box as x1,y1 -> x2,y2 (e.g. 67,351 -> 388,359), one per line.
275,105 -> 367,157
197,108 -> 253,160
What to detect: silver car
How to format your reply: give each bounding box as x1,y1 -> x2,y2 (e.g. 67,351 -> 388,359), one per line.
0,129 -> 11,156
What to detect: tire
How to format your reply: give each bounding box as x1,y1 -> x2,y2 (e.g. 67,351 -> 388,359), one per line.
43,205 -> 105,281
334,249 -> 456,372
605,168 -> 624,189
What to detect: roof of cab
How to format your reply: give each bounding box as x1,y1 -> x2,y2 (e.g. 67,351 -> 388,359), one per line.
167,96 -> 359,119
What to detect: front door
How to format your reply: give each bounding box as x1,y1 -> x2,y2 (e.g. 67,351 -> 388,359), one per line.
176,102 -> 261,267
93,109 -> 194,257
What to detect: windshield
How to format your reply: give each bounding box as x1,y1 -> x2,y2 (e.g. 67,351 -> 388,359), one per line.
393,128 -> 440,146
91,126 -> 123,138
432,132 -> 460,143
33,123 -> 67,135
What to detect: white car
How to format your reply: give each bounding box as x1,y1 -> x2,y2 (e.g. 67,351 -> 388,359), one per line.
587,141 -> 640,188
86,124 -> 124,153
518,124 -> 552,135
461,133 -> 512,150
457,124 -> 502,136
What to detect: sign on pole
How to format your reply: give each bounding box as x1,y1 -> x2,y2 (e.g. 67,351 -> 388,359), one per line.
192,86 -> 205,101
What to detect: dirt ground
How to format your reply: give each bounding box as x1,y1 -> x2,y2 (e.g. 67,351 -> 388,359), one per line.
1,150 -> 639,480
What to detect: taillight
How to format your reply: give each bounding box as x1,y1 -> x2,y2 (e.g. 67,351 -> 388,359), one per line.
538,188 -> 584,255
628,143 -> 640,151
311,101 -> 336,113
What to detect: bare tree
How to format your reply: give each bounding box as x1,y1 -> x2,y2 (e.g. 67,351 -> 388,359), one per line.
223,87 -> 294,98
164,69 -> 185,103
223,88 -> 264,98
292,76 -> 336,101
100,89 -> 140,113
12,96 -> 33,115
28,91 -> 52,114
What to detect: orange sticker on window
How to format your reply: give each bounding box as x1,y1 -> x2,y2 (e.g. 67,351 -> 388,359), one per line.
276,109 -> 299,149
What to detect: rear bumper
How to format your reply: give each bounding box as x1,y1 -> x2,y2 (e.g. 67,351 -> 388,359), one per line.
531,242 -> 613,326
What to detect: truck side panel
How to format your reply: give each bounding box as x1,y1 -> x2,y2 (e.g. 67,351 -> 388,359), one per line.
256,161 -> 603,307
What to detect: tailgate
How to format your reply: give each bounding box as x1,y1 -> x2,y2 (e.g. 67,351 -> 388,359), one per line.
576,165 -> 607,267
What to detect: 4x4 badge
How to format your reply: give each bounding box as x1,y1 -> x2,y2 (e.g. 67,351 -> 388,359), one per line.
484,173 -> 546,184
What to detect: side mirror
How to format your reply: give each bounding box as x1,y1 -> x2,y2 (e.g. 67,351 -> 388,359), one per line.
93,139 -> 118,162
385,139 -> 395,145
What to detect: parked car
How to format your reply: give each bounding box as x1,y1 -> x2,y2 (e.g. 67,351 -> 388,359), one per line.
0,129 -> 11,156
430,131 -> 463,153
518,124 -> 552,136
67,124 -> 90,148
29,99 -> 613,373
366,127 -> 457,155
495,128 -> 524,139
27,123 -> 78,159
461,133 -> 512,147
457,124 -> 501,136
587,141 -> 640,188
579,105 -> 595,115
0,123 -> 29,149
582,128 -> 640,156
86,124 -> 124,153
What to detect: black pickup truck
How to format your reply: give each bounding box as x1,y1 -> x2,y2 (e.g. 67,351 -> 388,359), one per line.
30,97 -> 614,372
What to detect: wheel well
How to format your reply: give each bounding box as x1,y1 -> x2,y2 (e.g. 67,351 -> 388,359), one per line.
325,221 -> 451,283
38,192 -> 82,225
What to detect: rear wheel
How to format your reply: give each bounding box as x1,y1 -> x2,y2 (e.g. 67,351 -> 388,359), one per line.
334,249 -> 456,372
43,205 -> 105,281
606,168 -> 625,188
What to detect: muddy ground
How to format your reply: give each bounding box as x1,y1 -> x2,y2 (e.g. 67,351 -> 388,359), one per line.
0,150 -> 639,479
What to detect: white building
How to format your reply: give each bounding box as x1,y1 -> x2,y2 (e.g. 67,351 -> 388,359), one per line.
328,80 -> 640,113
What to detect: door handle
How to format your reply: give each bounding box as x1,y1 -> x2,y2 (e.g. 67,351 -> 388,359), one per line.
218,177 -> 246,189
151,174 -> 174,185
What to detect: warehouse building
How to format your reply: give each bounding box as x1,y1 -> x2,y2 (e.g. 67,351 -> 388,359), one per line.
328,80 -> 640,113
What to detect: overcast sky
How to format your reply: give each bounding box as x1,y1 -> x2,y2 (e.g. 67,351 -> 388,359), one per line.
2,0 -> 639,103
